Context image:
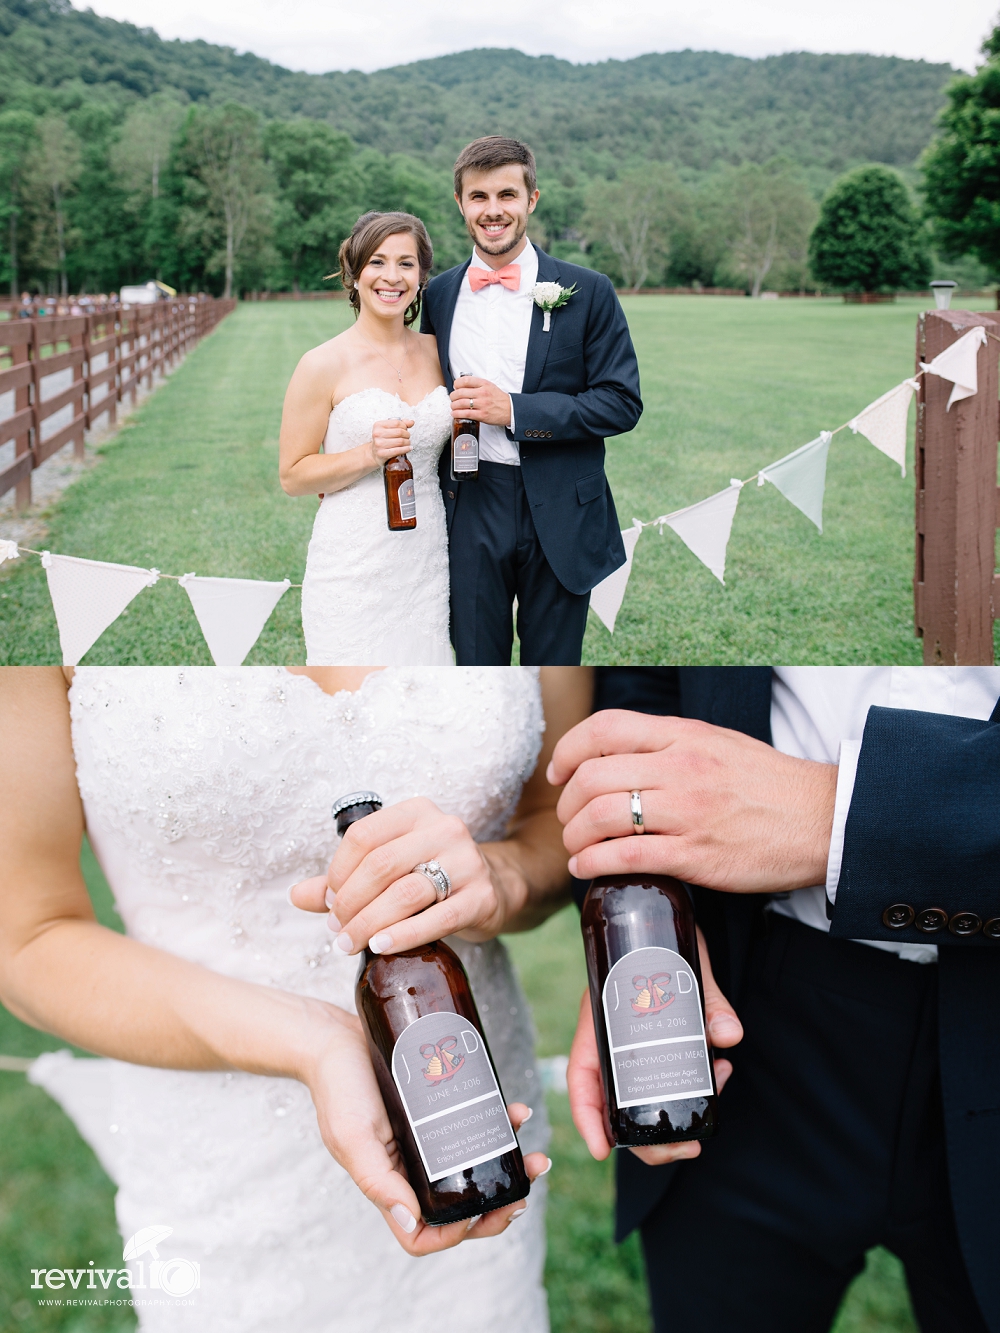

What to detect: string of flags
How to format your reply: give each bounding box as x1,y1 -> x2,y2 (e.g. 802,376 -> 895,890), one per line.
588,325 -> 987,633
0,326 -> 990,659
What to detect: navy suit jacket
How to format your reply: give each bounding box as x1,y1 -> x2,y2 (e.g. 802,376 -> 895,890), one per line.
593,667 -> 1000,1327
420,247 -> 642,595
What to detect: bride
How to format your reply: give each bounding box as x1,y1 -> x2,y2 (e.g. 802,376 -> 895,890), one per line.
0,665 -> 593,1331
280,212 -> 453,666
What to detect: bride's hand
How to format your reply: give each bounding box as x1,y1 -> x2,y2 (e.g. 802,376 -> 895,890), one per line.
288,798 -> 522,954
368,417 -> 414,466
305,1005 -> 549,1255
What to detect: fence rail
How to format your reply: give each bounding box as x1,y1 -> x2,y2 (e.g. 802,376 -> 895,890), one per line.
0,297 -> 236,511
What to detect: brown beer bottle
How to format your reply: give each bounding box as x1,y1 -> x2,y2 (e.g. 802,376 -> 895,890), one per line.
451,372 -> 480,481
333,792 -> 531,1225
384,450 -> 416,531
581,873 -> 717,1147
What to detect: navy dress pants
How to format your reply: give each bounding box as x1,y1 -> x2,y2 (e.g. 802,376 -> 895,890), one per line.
638,915 -> 988,1333
447,461 -> 591,666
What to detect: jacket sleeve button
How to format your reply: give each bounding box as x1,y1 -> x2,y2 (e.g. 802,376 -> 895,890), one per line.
882,903 -> 915,929
949,912 -> 982,936
914,907 -> 949,933
983,917 -> 1000,940
546,431 -> 552,438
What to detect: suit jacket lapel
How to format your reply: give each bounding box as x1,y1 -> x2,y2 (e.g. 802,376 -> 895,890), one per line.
432,260 -> 471,391
520,247 -> 559,396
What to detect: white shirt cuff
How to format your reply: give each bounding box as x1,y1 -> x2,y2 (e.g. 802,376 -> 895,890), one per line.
508,396 -> 516,432
825,740 -> 861,905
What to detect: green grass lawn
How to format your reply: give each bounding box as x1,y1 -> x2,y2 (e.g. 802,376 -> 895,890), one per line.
2,296 -> 996,664
0,850 -> 918,1333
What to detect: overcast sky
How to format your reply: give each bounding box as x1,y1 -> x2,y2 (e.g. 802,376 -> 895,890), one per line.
81,0 -> 998,75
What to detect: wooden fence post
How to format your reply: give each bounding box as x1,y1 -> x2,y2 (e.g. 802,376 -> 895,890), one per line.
914,308 -> 1000,664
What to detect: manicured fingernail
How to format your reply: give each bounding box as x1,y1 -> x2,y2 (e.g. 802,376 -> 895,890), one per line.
325,887 -> 336,909
464,1214 -> 482,1232
520,1107 -> 533,1123
390,1203 -> 417,1233
546,761 -> 557,784
568,856 -> 579,877
326,914 -> 342,933
369,932 -> 393,954
508,1207 -> 527,1221
537,1156 -> 552,1177
285,883 -> 299,906
333,933 -> 353,955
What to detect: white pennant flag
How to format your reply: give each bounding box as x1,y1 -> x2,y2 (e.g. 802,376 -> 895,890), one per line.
0,540 -> 19,566
662,480 -> 744,585
848,379 -> 920,476
41,552 -> 159,665
920,326 -> 987,409
180,574 -> 290,665
590,520 -> 643,634
758,432 -> 832,532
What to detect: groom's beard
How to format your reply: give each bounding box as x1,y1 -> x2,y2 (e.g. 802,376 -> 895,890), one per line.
465,212 -> 527,257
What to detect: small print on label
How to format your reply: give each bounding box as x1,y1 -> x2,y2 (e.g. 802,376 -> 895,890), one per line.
602,946 -> 713,1109
454,434 -> 478,471
392,1011 -> 517,1182
398,479 -> 416,521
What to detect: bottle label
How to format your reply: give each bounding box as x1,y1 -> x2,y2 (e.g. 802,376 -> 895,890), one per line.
397,478 -> 416,521
453,432 -> 479,471
602,946 -> 713,1108
391,1011 -> 517,1182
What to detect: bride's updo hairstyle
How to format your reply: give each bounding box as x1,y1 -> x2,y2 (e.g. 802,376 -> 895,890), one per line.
336,212 -> 433,327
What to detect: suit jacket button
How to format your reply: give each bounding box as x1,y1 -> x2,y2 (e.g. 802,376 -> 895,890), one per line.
882,903 -> 914,929
914,907 -> 949,933
447,490 -> 455,499
984,917 -> 1000,940
545,431 -> 552,438
949,911 -> 982,936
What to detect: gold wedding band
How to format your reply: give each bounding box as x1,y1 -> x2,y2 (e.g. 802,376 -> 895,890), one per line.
630,790 -> 644,834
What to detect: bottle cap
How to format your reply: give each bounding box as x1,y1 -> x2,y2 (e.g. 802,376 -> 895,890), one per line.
332,791 -> 383,822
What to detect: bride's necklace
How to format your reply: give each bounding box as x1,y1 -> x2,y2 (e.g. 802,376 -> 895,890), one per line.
357,329 -> 410,383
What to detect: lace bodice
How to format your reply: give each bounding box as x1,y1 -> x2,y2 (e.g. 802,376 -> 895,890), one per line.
32,667 -> 551,1333
301,388 -> 453,665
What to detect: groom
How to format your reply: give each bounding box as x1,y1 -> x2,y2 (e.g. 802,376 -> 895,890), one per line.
421,136 -> 642,666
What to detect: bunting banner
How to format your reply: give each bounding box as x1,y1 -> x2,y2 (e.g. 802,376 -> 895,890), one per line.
662,481 -> 744,585
41,552 -> 159,666
848,379 -> 920,476
0,540 -> 19,566
758,432 -> 832,532
589,520 -> 643,634
179,574 -> 291,666
920,326 -> 987,409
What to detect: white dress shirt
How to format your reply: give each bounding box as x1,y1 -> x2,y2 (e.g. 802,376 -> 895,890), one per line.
448,242 -> 539,465
768,666 -> 1000,962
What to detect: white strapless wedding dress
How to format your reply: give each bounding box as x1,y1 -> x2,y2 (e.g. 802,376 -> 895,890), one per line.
301,387 -> 453,665
30,667 -> 549,1333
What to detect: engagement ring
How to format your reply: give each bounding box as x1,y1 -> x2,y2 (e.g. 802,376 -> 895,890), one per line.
413,860 -> 452,901
630,790 -> 645,834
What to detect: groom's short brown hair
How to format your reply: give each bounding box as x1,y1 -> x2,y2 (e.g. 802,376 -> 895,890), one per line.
454,137 -> 537,198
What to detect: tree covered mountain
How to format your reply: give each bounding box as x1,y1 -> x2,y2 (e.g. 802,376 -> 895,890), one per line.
1,0 -> 954,186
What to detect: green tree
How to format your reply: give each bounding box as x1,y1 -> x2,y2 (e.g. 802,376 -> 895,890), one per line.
581,165 -> 689,290
177,103 -> 272,298
0,109 -> 35,295
717,161 -> 817,297
23,111 -> 82,295
263,119 -> 360,291
809,164 -> 930,293
922,25 -> 1000,277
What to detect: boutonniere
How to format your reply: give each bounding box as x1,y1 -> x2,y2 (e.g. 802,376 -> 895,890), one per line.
532,281 -> 577,331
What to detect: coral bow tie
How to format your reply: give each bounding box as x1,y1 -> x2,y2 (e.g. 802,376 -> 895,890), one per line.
468,264 -> 521,292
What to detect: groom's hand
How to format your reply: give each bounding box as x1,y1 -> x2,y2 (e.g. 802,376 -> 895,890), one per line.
568,928 -> 742,1166
451,375 -> 512,427
548,710 -> 837,894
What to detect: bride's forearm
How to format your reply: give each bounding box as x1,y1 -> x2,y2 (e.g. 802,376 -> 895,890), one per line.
482,808 -> 573,935
2,917 -> 347,1082
279,442 -> 377,497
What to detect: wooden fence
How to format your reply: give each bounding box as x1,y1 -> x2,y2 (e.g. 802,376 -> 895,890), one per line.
0,297 -> 235,511
914,308 -> 1000,664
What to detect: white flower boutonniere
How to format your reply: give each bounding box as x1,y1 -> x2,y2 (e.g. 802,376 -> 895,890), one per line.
532,281 -> 577,331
